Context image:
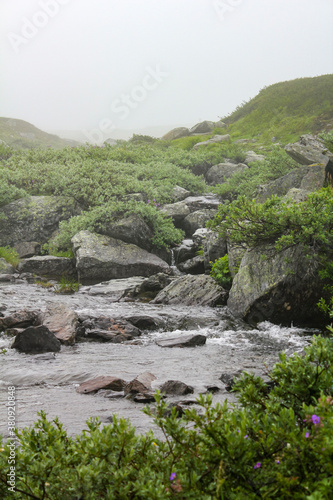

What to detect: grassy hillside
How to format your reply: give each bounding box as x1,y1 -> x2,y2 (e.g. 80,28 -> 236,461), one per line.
0,117 -> 80,149
220,74 -> 333,144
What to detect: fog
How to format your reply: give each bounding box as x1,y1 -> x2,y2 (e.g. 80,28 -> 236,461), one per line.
1,0 -> 333,140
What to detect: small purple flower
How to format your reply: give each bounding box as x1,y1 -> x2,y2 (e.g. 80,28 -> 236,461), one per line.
276,460 -> 280,464
305,432 -> 310,438
244,435 -> 248,439
254,462 -> 261,469
147,200 -> 150,204
170,472 -> 177,481
312,415 -> 320,425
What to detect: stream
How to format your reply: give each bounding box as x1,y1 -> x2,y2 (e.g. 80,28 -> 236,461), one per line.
0,279 -> 317,438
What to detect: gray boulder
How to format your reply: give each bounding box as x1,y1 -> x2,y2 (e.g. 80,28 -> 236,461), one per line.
11,325 -> 61,353
152,274 -> 228,307
285,135 -> 329,165
162,127 -> 190,141
156,334 -> 206,348
171,185 -> 191,202
193,134 -> 230,149
0,196 -> 81,248
159,201 -> 191,224
0,258 -> 16,274
0,310 -> 41,331
227,244 -> 324,326
206,163 -> 248,185
178,255 -> 205,274
182,209 -> 217,237
189,120 -> 215,134
18,256 -> 76,279
14,241 -> 41,258
244,151 -> 265,164
255,164 -> 326,203
173,239 -> 197,264
124,372 -> 156,396
83,277 -> 145,301
98,215 -> 154,252
202,230 -> 227,271
72,231 -> 170,285
227,241 -> 246,278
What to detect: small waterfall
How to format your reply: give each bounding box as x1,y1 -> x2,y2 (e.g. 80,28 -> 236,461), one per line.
170,248 -> 182,276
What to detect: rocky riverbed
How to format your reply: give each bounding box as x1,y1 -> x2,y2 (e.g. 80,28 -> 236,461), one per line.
0,278 -> 317,438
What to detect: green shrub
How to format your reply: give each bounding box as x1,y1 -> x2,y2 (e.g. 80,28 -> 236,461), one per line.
210,255 -> 232,289
54,275 -> 80,294
0,246 -> 19,268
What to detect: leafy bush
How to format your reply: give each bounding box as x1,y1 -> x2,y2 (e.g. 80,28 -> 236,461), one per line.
0,246 -> 19,268
210,255 -> 232,289
1,334 -> 332,499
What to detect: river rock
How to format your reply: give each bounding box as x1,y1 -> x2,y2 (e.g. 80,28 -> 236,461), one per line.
190,120 -> 215,134
227,244 -> 324,326
162,127 -> 190,141
18,256 -> 76,279
76,376 -> 126,394
152,274 -> 228,307
0,196 -> 81,248
159,201 -> 191,224
255,164 -> 326,203
156,334 -> 206,348
206,163 -> 248,185
40,303 -> 78,345
173,239 -> 197,264
124,372 -> 157,396
0,258 -> 16,274
134,273 -> 175,301
11,325 -> 61,353
193,134 -> 230,149
77,316 -> 141,342
83,277 -> 145,301
285,134 -> 329,165
0,310 -> 41,331
160,380 -> 194,395
98,215 -> 154,252
71,231 -> 170,285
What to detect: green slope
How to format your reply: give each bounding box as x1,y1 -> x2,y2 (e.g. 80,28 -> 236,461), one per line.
222,74 -> 333,144
0,117 -> 80,149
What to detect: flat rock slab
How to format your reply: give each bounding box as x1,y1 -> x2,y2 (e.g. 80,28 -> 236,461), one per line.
0,310 -> 41,331
156,334 -> 206,348
76,376 -> 126,394
11,325 -> 61,354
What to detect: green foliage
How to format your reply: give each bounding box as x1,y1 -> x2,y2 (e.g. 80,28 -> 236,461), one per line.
1,335 -> 333,499
209,188 -> 333,254
213,147 -> 299,201
0,246 -> 19,268
222,74 -> 333,144
54,275 -> 80,294
210,255 -> 232,289
319,130 -> 333,153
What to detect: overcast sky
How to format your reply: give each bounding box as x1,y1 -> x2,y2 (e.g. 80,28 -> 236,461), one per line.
1,0 -> 333,139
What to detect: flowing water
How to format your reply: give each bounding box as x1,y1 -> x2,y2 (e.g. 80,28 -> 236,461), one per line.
0,280 -> 317,438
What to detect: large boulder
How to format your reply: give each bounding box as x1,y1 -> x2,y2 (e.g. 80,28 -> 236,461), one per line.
255,164 -> 326,203
98,215 -> 154,252
193,134 -> 230,149
0,258 -> 16,274
71,231 -> 170,285
227,244 -> 324,326
285,135 -> 329,165
0,196 -> 81,248
40,303 -> 78,345
11,325 -> 61,353
18,256 -> 76,279
244,151 -> 265,165
206,163 -> 248,185
202,230 -> 227,271
152,274 -> 228,307
182,209 -> 217,237
162,127 -> 190,141
189,121 -> 215,134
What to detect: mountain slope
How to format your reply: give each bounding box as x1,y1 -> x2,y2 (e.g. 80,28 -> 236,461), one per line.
0,118 -> 80,149
222,74 -> 333,144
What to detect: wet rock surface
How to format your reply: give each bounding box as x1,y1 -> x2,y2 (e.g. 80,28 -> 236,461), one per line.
156,333 -> 207,348
12,325 -> 61,354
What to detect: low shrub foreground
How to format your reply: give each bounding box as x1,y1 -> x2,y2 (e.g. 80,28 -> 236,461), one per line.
1,334 -> 332,499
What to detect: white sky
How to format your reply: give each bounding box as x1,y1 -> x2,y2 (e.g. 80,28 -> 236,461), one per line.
1,0 -> 333,138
